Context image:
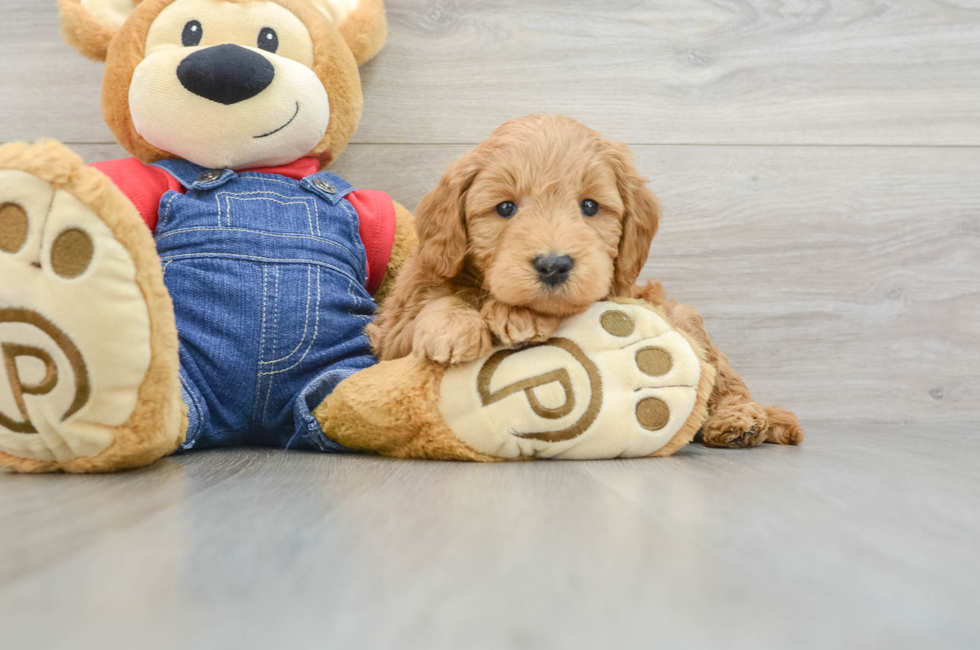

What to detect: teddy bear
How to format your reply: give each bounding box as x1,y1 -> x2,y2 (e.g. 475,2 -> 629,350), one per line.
0,0 -> 421,472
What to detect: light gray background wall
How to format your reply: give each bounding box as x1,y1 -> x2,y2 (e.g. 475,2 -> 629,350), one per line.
1,1 -> 978,648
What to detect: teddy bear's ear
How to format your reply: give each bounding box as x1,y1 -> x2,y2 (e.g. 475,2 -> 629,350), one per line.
311,0 -> 387,66
58,0 -> 139,62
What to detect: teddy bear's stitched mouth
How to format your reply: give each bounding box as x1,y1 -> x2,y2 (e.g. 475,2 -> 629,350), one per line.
254,101 -> 300,139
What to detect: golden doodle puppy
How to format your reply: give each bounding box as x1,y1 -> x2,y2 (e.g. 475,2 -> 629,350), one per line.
370,114 -> 803,448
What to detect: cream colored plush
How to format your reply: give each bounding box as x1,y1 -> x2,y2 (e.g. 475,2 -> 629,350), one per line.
0,141 -> 185,474
0,170 -> 152,462
317,299 -> 716,461
133,0 -> 331,169
440,301 -> 712,460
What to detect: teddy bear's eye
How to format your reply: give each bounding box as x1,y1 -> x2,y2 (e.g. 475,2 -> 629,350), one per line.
258,27 -> 279,53
181,20 -> 203,47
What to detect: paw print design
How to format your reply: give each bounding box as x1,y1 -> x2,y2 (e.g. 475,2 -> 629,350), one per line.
438,300 -> 711,459
0,143 -> 155,465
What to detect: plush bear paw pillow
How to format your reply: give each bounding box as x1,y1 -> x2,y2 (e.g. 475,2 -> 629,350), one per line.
316,298 -> 716,461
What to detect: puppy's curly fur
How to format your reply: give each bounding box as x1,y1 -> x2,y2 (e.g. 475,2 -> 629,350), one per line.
370,114 -> 803,448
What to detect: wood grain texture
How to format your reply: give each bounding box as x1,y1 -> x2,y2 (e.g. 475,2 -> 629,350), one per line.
3,0 -> 980,145
0,424 -> 978,650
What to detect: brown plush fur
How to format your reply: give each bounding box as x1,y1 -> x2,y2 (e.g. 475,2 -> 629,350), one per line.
318,296 -> 715,461
0,140 -> 186,473
372,114 -> 804,449
338,0 -> 387,66
60,0 -> 386,168
58,0 -> 119,61
369,114 -> 662,364
314,356 -> 501,461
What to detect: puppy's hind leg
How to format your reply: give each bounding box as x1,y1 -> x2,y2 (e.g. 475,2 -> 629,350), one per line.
635,286 -> 804,449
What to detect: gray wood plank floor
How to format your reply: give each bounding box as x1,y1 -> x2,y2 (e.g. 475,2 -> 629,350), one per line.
1,422 -> 978,650
2,0 -> 979,648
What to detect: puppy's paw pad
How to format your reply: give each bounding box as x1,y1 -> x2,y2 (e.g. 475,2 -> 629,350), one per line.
439,301 -> 710,459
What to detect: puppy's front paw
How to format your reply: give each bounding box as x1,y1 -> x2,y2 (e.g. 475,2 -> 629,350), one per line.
481,300 -> 561,347
412,303 -> 493,365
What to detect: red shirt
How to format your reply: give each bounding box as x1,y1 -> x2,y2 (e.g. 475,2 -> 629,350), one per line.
90,157 -> 396,296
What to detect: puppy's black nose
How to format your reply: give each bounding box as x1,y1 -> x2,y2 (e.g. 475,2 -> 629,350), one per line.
533,254 -> 574,287
177,44 -> 275,105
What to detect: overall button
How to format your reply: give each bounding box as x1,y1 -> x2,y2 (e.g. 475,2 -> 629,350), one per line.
313,178 -> 337,194
196,170 -> 222,184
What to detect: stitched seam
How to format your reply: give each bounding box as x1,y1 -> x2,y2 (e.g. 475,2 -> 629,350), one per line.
261,265 -> 282,420
218,195 -> 316,234
179,372 -> 205,441
231,173 -> 350,199
273,265 -> 280,365
348,278 -> 373,324
233,176 -> 304,190
313,194 -> 322,237
252,266 -> 270,419
158,192 -> 180,230
218,188 -> 299,197
154,227 -> 352,256
260,266 -> 320,377
155,254 -> 358,281
260,265 -> 312,366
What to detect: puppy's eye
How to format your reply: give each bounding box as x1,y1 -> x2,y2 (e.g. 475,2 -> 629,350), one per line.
182,20 -> 203,47
581,199 -> 599,217
496,201 -> 517,218
258,27 -> 279,53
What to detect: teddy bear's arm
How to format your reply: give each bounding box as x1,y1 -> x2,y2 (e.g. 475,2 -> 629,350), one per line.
372,200 -> 417,307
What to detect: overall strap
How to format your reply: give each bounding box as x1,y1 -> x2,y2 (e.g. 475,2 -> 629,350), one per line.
151,159 -> 238,191
299,170 -> 356,205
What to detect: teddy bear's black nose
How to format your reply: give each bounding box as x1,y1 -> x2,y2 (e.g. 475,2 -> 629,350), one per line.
177,44 -> 275,105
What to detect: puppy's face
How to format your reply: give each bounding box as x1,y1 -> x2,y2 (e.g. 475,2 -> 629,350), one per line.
463,131 -> 627,315
414,115 -> 661,318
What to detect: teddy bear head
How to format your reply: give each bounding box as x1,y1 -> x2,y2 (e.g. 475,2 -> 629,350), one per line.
59,0 -> 386,170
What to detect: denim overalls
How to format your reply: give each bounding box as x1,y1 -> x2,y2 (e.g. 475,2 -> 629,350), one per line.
151,160 -> 377,452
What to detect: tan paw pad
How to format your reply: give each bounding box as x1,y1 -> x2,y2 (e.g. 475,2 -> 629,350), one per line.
438,301 -> 707,459
0,170 -> 152,463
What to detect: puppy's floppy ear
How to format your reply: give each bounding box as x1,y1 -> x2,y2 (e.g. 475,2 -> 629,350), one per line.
606,140 -> 662,296
414,150 -> 482,280
58,0 -> 138,61
312,0 -> 388,66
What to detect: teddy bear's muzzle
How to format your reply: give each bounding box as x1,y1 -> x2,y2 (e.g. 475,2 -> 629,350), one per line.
176,44 -> 275,106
